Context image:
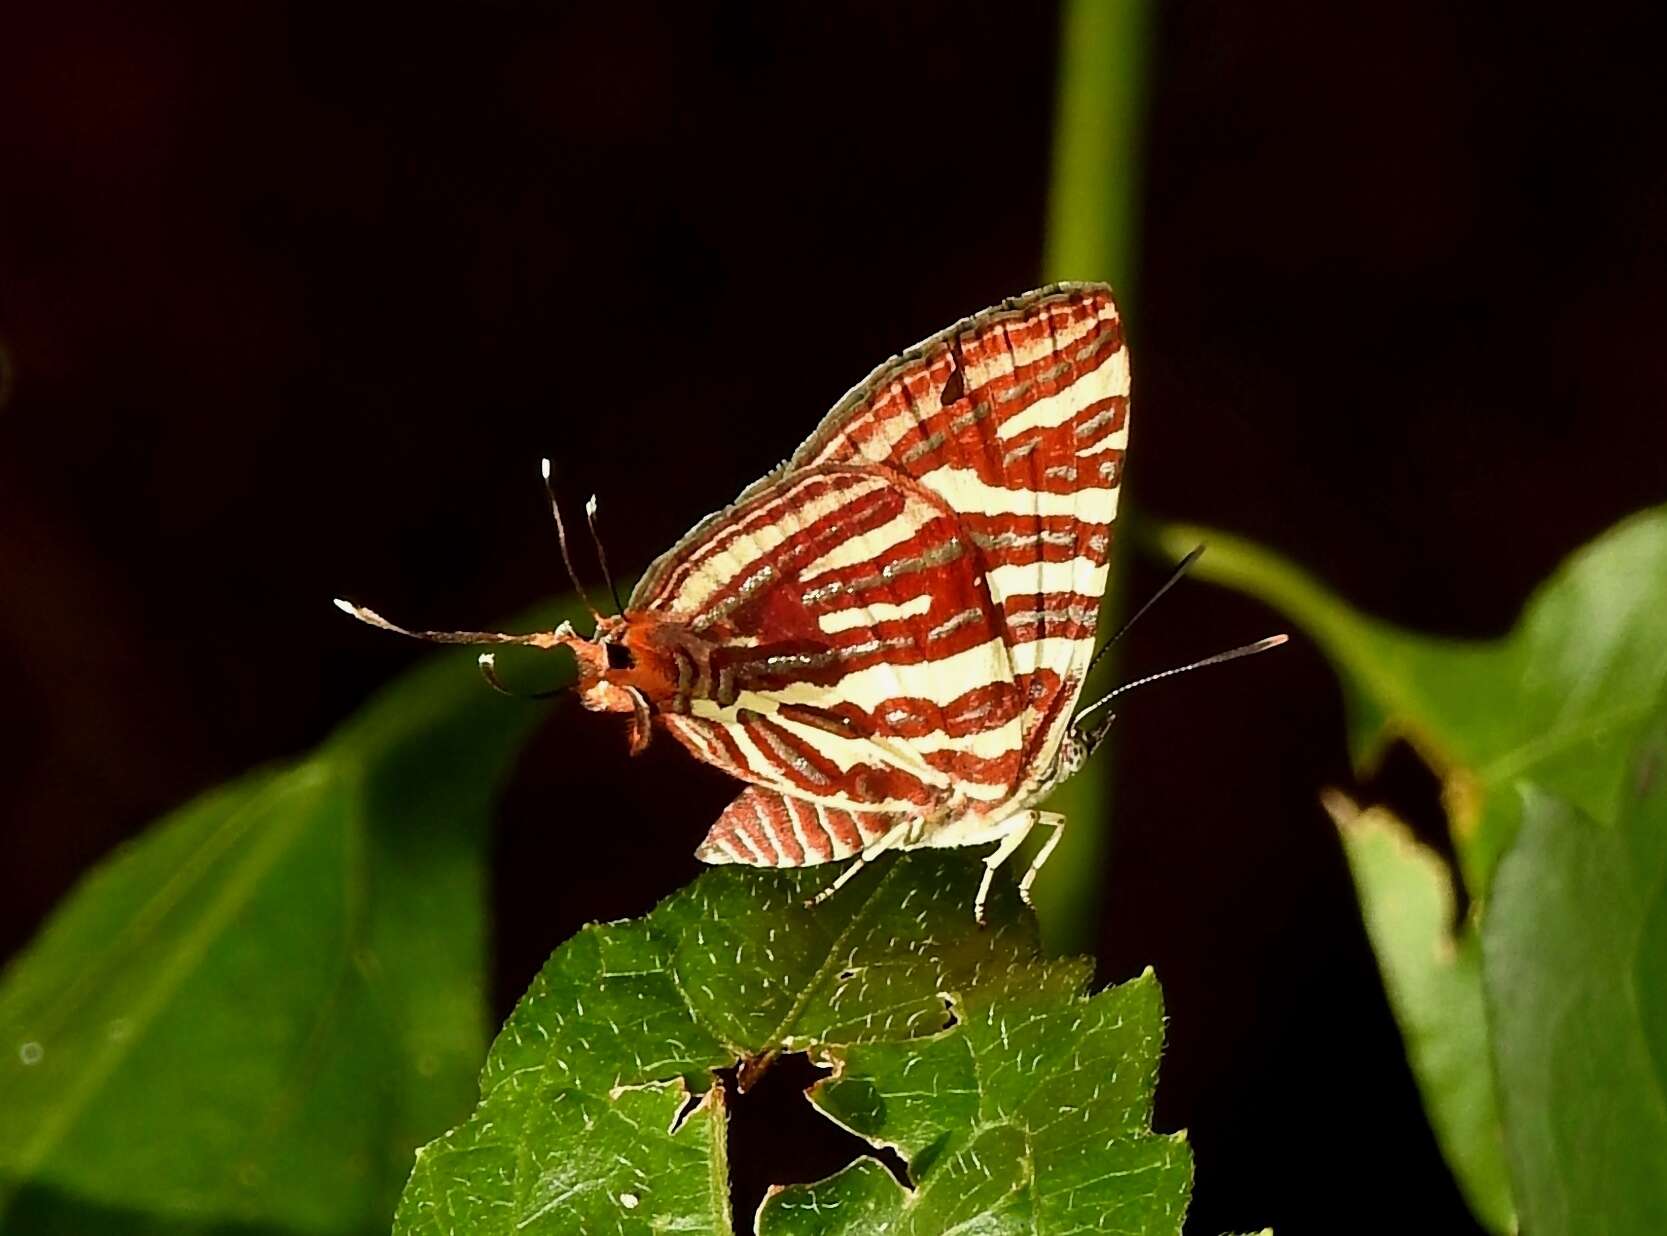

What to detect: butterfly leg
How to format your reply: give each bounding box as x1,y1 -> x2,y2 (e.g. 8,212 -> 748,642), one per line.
804,819 -> 910,908
1015,811 -> 1067,907
974,811 -> 1040,926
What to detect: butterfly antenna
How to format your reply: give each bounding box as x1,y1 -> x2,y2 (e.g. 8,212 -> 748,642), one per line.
476,652 -> 565,699
1074,633 -> 1288,730
1082,544 -> 1206,683
541,458 -> 602,622
332,598 -> 574,647
584,494 -> 625,613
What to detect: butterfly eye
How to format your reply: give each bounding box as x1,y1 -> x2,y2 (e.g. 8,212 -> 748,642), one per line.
605,641 -> 635,671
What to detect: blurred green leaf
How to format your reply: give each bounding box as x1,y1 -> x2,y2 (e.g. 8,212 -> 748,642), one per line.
1162,506 -> 1667,1232
1322,796 -> 1514,1234
394,854 -> 1192,1236
1482,716 -> 1667,1236
1036,0 -> 1153,954
1158,507 -> 1667,896
0,602 -> 580,1234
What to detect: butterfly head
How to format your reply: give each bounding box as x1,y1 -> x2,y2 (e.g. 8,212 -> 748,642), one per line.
331,599 -> 681,757
1059,709 -> 1117,780
553,613 -> 681,755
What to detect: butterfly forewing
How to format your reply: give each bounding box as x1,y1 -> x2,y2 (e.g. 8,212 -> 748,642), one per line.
631,284 -> 1127,867
781,284 -> 1126,787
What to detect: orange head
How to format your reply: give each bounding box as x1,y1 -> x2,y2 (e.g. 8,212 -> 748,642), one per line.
545,612 -> 685,754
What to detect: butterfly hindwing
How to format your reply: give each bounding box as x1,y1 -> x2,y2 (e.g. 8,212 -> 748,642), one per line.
783,283 -> 1127,791
693,785 -> 898,867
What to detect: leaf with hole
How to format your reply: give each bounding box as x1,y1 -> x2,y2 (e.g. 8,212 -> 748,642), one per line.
392,854 -> 1194,1235
766,961 -> 1187,1234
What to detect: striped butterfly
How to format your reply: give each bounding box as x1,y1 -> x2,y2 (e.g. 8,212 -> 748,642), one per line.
339,284 -> 1273,920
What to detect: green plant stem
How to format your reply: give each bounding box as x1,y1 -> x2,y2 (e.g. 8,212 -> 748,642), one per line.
1034,0 -> 1152,953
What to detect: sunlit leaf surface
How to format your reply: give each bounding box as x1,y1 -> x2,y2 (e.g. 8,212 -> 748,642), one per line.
1483,717 -> 1667,1236
0,604 -> 578,1234
394,855 -> 1191,1236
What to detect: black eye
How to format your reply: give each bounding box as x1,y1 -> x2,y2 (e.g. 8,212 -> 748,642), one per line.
605,642 -> 635,670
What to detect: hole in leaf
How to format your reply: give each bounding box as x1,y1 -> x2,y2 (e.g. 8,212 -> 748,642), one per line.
836,968 -> 856,981
668,1085 -> 704,1135
1359,739 -> 1471,924
940,994 -> 959,1029
719,1053 -> 909,1234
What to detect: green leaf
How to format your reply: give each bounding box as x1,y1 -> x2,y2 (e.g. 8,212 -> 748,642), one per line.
1482,715 -> 1667,1236
1035,0 -> 1153,954
0,602 -> 580,1234
394,854 -> 1193,1236
770,962 -> 1189,1235
1322,795 -> 1514,1234
1157,507 -> 1667,896
1160,507 -> 1667,1231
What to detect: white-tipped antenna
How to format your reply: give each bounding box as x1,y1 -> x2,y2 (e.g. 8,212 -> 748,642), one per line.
475,650 -> 563,700
584,493 -> 624,613
477,652 -> 510,695
541,458 -> 601,622
1074,634 -> 1289,728
332,598 -> 561,647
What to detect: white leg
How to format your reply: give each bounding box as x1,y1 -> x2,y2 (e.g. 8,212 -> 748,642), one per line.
1015,812 -> 1067,907
974,811 -> 1039,926
805,820 -> 910,908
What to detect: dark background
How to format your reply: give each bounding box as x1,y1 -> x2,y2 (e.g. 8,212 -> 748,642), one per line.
4,4 -> 1665,1233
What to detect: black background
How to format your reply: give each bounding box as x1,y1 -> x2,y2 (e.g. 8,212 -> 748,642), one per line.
4,4 -> 1666,1233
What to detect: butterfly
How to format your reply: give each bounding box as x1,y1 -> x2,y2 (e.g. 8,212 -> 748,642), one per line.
338,283 -> 1278,920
